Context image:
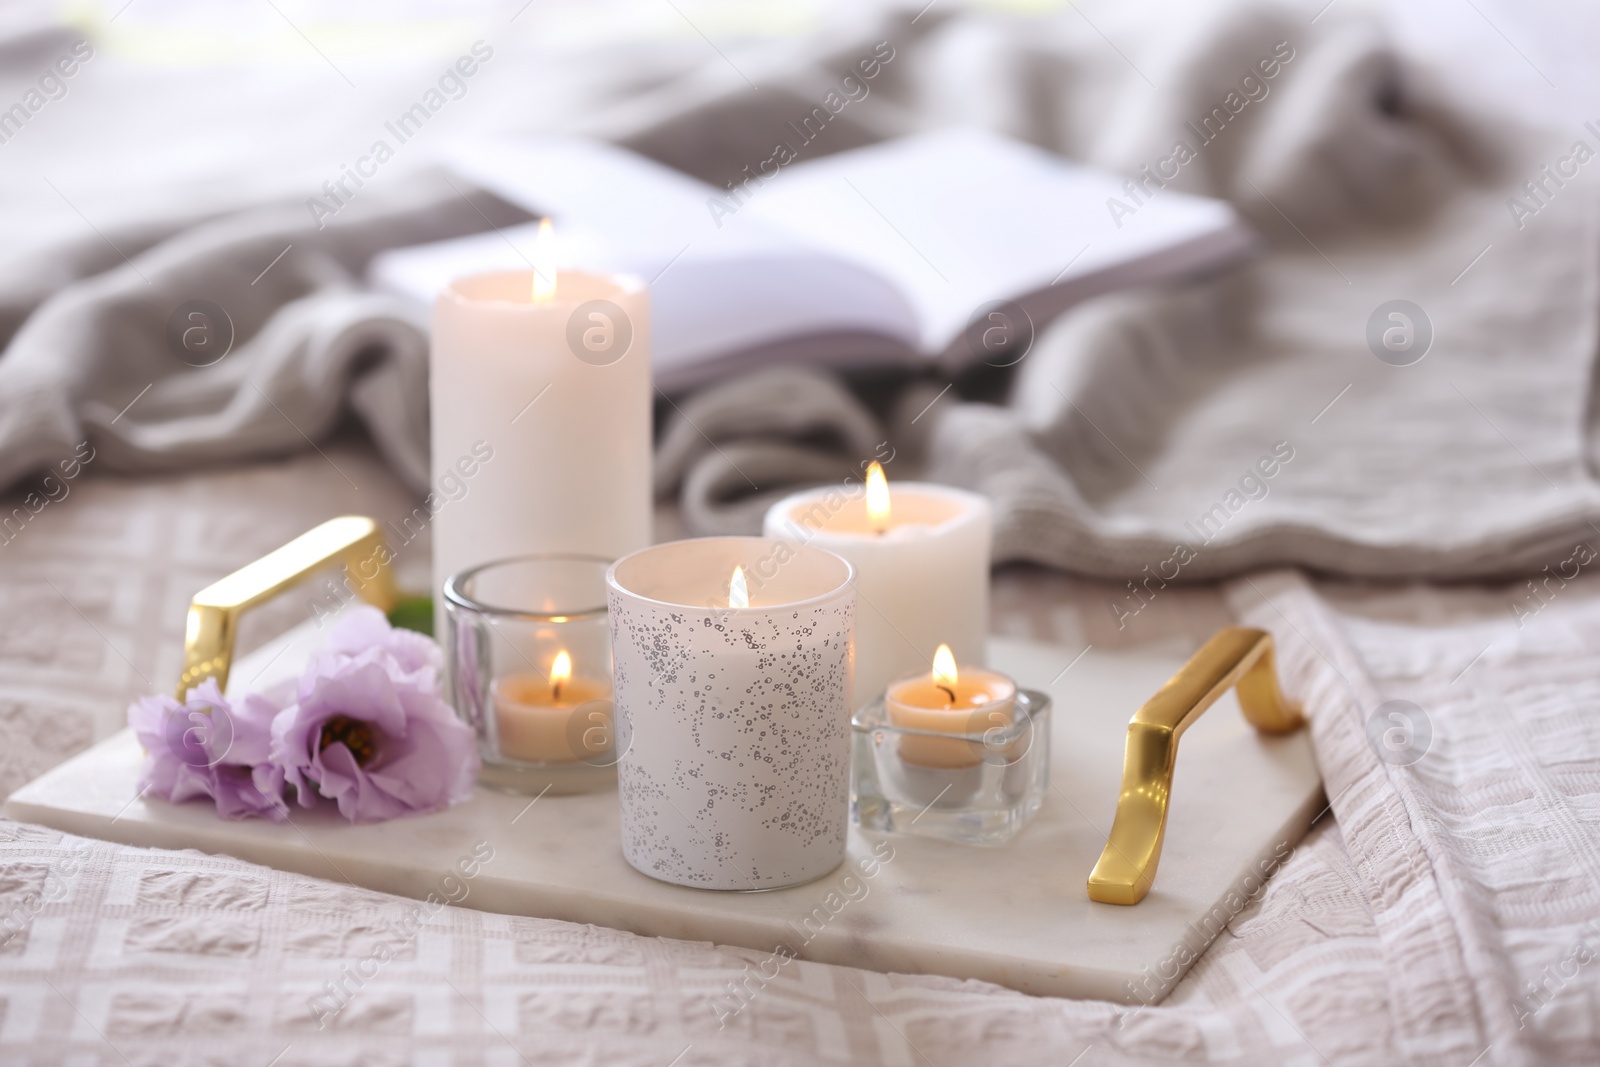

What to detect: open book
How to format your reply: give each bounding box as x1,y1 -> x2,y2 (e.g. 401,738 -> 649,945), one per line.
371,130 -> 1256,392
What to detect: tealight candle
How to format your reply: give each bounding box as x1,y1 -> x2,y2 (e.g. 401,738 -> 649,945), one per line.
764,464 -> 991,706
491,650 -> 613,763
851,644 -> 1050,844
885,644 -> 1017,768
431,222 -> 651,633
442,554 -> 616,795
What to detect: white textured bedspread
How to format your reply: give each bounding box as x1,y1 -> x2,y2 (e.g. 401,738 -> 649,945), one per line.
3,445 -> 1598,1066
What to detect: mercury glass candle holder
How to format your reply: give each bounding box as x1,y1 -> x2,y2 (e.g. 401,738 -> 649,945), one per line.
851,684 -> 1051,845
607,536 -> 856,890
444,555 -> 617,795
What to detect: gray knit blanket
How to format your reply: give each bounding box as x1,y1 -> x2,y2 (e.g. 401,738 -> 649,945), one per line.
3,2 -> 1596,582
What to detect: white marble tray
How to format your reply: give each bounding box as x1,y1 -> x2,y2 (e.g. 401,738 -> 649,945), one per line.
5,634 -> 1322,1003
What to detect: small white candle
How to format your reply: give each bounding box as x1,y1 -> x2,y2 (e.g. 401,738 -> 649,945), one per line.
764,465 -> 991,705
491,650 -> 614,764
885,643 -> 1017,768
430,225 -> 651,610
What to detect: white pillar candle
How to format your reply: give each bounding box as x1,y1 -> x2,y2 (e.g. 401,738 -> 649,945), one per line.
763,467 -> 990,706
430,262 -> 650,607
607,537 -> 855,890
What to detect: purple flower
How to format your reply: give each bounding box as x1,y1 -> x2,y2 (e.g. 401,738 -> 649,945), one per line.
128,679 -> 290,822
322,605 -> 442,677
271,610 -> 477,822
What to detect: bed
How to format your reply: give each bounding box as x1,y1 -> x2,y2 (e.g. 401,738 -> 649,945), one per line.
3,2 -> 1599,1064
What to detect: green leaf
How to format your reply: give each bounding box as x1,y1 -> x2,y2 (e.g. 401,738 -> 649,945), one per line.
387,595 -> 434,637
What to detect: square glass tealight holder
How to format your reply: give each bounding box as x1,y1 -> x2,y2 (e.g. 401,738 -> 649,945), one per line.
851,688 -> 1051,845
444,555 -> 618,795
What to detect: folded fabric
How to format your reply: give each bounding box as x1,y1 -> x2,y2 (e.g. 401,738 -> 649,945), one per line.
0,171 -> 527,495
5,1 -> 1598,585
662,3 -> 1600,580
654,365 -> 887,533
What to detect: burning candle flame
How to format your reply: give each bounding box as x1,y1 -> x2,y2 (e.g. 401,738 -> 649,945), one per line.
729,565 -> 749,609
865,460 -> 890,534
532,218 -> 557,304
550,649 -> 572,701
932,643 -> 958,705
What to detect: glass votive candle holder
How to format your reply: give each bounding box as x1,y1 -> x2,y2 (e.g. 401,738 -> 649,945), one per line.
851,665 -> 1051,846
444,555 -> 616,795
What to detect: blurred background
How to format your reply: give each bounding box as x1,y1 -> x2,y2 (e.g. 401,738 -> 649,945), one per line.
2,0 -> 1596,281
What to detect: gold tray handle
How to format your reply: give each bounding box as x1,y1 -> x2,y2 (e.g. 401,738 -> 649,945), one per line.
1087,627 -> 1305,905
177,516 -> 397,698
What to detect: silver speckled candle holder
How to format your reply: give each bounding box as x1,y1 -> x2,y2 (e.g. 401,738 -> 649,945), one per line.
606,537 -> 855,890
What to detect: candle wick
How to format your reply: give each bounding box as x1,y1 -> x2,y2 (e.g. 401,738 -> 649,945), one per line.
552,680 -> 563,702
936,683 -> 956,705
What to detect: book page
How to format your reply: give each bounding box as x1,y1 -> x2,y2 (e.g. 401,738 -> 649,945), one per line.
740,128 -> 1250,355
371,138 -> 920,388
